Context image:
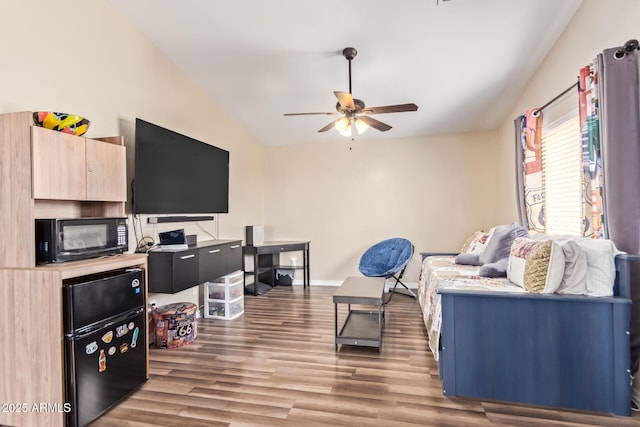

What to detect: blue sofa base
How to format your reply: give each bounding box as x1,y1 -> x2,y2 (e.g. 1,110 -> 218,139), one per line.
437,254 -> 636,417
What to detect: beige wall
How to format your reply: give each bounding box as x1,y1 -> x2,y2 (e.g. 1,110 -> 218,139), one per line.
264,131 -> 500,283
494,0 -> 640,223
0,0 -> 265,307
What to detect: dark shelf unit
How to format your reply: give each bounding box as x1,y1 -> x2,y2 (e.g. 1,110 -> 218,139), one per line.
242,241 -> 310,295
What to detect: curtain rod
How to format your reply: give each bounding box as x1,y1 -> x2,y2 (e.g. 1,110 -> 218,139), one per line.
615,39 -> 639,59
533,82 -> 578,116
533,39 -> 638,116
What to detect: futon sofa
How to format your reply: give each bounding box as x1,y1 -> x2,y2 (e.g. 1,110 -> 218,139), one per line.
418,224 -> 637,416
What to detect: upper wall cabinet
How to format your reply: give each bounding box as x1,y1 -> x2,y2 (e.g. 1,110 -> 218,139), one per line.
31,127 -> 87,200
85,137 -> 127,202
31,126 -> 126,202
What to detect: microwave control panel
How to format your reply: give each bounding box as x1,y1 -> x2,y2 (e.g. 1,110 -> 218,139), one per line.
117,224 -> 127,246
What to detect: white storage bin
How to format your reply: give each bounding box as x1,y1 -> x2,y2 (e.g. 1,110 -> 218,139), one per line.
204,270 -> 244,320
206,297 -> 244,320
229,298 -> 244,318
207,282 -> 227,300
228,281 -> 244,300
217,270 -> 244,285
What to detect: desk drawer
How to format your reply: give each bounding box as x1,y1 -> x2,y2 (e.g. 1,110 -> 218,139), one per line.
199,245 -> 227,282
227,243 -> 242,272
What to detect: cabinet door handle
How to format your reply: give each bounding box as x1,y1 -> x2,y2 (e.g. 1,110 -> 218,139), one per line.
180,254 -> 196,260
230,245 -> 240,249
208,249 -> 221,254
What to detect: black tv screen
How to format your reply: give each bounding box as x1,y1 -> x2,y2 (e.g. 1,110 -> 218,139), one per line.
133,118 -> 229,215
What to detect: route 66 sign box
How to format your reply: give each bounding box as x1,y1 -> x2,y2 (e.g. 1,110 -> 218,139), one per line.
152,302 -> 197,349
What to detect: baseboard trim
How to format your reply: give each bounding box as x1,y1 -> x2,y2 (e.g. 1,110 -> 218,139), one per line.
292,279 -> 418,289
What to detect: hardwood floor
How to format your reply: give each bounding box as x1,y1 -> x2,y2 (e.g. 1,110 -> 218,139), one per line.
93,285 -> 640,427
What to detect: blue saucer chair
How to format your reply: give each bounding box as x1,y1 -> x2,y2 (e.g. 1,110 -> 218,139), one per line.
358,237 -> 415,303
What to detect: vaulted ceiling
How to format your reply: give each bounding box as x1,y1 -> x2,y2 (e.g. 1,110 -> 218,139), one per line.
110,0 -> 582,145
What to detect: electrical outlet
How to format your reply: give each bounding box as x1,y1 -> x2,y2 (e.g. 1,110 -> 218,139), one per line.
192,287 -> 198,297
148,299 -> 157,311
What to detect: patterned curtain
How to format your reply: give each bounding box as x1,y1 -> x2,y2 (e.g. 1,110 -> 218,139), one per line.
516,94 -> 586,235
579,64 -> 605,238
516,68 -> 605,238
516,109 -> 545,232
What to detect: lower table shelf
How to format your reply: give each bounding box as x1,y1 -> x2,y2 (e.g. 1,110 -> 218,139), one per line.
336,310 -> 383,348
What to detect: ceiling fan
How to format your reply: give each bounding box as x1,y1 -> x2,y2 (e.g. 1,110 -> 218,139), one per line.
283,47 -> 418,137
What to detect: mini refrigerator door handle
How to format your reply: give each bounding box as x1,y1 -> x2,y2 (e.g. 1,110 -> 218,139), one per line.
68,307 -> 146,340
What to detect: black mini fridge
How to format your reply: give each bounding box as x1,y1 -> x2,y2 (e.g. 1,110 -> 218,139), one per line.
63,268 -> 147,427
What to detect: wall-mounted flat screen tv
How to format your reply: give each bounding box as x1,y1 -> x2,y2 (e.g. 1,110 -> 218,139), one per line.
133,118 -> 229,215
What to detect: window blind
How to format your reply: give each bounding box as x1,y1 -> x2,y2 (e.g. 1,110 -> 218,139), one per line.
541,112 -> 582,235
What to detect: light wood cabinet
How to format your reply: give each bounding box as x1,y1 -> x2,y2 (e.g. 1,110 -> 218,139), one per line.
86,136 -> 127,202
0,111 -> 144,427
31,126 -> 126,202
32,126 -> 87,200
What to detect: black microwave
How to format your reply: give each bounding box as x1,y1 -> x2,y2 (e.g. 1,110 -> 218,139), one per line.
35,218 -> 128,264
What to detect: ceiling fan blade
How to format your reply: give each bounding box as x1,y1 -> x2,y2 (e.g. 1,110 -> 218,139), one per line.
318,118 -> 343,133
361,103 -> 419,114
334,91 -> 355,110
283,112 -> 339,116
358,115 -> 392,132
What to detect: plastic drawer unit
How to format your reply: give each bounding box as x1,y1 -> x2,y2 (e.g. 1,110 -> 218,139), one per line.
204,270 -> 244,320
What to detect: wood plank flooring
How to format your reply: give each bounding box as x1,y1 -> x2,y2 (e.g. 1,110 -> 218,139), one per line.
93,285 -> 640,426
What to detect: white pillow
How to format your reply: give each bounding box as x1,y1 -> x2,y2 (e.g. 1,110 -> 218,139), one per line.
552,238 -> 587,295
580,238 -> 619,297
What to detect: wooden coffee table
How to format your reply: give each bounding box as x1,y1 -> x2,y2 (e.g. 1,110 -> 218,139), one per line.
333,276 -> 385,351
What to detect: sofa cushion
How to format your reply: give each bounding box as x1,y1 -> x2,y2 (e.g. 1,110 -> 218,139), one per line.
479,223 -> 528,265
507,237 -> 565,293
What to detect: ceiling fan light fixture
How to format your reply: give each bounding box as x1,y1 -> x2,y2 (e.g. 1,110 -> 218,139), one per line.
334,117 -> 369,137
354,118 -> 369,135
334,117 -> 352,136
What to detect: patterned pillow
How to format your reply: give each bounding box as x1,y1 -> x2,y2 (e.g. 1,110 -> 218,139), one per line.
460,230 -> 491,255
507,237 -> 566,293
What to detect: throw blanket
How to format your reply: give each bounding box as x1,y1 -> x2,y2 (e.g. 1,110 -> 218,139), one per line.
417,256 -> 524,361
